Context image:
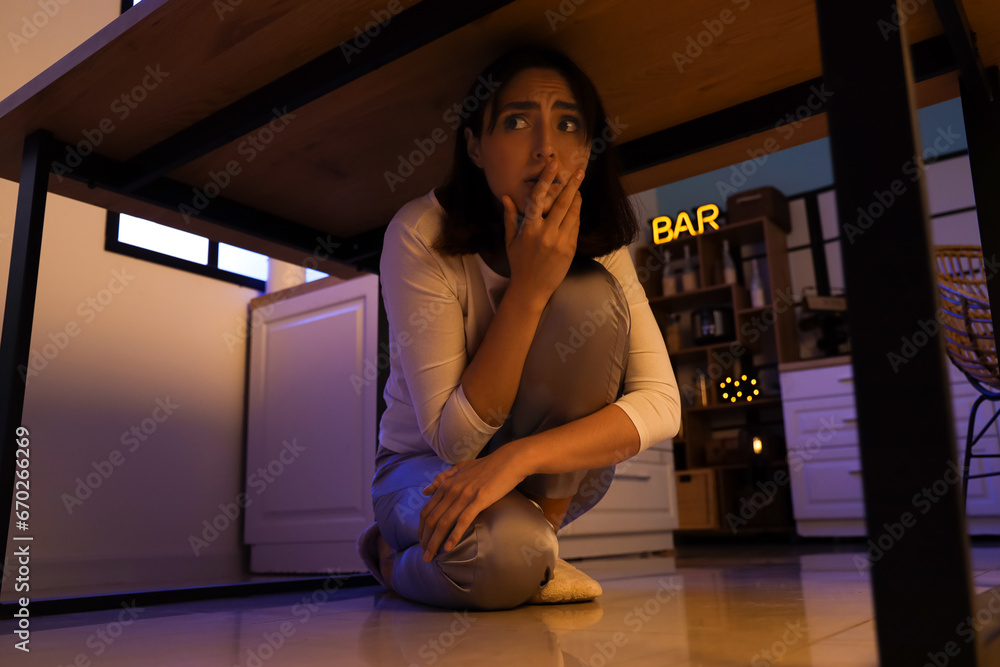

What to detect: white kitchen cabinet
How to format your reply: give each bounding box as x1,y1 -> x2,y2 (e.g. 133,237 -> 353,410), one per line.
780,357 -> 1000,536
558,439 -> 679,558
244,274 -> 380,573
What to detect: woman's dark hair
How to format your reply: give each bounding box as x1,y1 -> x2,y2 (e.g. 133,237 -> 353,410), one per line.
433,46 -> 638,259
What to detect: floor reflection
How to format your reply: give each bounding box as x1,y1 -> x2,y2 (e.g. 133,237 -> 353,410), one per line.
356,590 -> 605,666
10,543 -> 1000,665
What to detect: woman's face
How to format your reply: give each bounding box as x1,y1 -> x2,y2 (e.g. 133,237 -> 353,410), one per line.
466,67 -> 591,216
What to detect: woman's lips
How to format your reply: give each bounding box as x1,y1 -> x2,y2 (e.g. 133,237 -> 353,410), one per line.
526,177 -> 562,187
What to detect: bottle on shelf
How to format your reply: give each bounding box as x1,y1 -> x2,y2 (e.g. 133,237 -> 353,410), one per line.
750,258 -> 766,308
697,373 -> 709,406
661,249 -> 676,296
681,245 -> 698,292
722,239 -> 737,285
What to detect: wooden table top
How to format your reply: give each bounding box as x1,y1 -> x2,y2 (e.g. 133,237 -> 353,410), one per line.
0,0 -> 994,265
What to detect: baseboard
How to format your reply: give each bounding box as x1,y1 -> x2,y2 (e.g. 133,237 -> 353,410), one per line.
249,541 -> 366,575
558,532 -> 675,559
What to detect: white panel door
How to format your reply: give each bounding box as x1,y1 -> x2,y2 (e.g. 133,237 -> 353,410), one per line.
244,274 -> 379,573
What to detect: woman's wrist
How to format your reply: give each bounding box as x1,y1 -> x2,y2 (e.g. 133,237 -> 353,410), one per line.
496,436 -> 544,479
504,278 -> 551,315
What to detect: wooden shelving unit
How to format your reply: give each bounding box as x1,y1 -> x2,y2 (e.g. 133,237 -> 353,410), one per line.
636,214 -> 800,535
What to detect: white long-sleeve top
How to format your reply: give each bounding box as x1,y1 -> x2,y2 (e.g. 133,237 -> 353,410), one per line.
377,189 -> 681,464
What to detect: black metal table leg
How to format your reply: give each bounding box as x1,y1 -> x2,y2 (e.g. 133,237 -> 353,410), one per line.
1,129 -> 51,586
815,1 -> 978,664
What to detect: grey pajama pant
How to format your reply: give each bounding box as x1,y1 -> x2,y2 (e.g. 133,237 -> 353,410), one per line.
371,258 -> 631,610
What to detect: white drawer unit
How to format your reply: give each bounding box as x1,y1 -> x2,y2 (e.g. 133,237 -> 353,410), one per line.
790,447 -> 865,518
780,359 -> 1000,536
784,395 -> 859,450
780,362 -> 857,398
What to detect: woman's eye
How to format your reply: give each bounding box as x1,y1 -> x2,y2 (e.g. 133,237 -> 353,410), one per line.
559,117 -> 581,132
503,114 -> 528,130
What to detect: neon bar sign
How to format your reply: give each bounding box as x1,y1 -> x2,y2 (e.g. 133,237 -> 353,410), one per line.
652,204 -> 720,244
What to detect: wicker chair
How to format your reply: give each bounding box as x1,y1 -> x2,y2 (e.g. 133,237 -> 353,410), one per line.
933,246 -> 1000,509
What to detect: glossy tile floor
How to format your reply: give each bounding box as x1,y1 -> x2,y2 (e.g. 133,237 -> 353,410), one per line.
4,542 -> 1000,666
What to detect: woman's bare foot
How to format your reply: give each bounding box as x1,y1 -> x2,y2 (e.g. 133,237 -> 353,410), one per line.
376,532 -> 395,591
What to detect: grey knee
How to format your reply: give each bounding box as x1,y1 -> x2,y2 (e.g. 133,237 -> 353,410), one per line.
448,493 -> 558,610
546,258 -> 628,326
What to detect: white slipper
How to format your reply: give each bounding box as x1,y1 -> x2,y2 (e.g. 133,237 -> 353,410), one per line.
528,558 -> 603,604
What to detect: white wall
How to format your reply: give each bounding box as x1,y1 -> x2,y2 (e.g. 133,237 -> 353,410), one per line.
1,0 -> 261,597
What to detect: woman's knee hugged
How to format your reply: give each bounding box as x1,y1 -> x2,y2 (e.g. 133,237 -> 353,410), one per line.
547,259 -> 628,330
454,493 -> 558,609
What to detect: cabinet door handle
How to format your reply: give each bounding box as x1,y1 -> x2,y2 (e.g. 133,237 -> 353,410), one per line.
849,470 -> 862,476
844,418 -> 858,424
838,377 -> 854,383
616,473 -> 653,481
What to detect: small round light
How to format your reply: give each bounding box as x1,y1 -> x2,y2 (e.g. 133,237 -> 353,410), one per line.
751,379 -> 757,385
726,377 -> 732,383
753,389 -> 759,396
741,375 -> 747,381
720,382 -> 726,389
737,391 -> 742,397
731,397 -> 737,403
734,381 -> 740,387
722,392 -> 729,399
747,395 -> 753,402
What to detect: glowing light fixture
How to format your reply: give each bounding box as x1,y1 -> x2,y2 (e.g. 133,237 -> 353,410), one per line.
719,373 -> 760,403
